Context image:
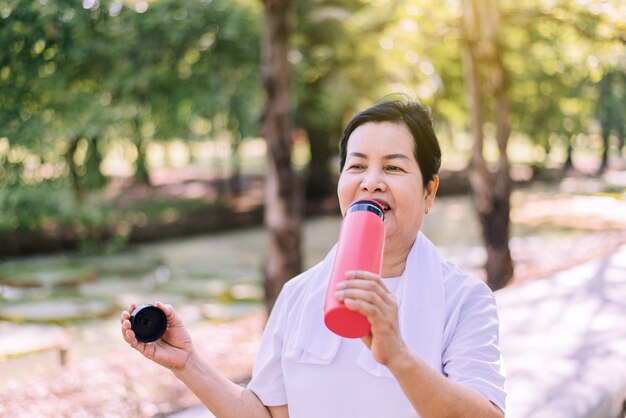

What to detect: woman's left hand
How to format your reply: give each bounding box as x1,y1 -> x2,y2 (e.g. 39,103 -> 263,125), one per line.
334,270 -> 408,365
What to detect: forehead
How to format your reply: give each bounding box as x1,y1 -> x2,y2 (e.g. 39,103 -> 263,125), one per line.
346,122 -> 416,158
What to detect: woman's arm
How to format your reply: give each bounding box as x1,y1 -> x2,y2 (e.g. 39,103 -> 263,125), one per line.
171,350 -> 288,418
335,271 -> 503,418
386,348 -> 503,418
121,302 -> 288,418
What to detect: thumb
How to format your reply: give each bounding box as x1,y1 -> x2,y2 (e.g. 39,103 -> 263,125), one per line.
155,301 -> 181,327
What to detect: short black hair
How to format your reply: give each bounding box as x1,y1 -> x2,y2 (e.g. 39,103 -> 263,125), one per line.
338,97 -> 442,187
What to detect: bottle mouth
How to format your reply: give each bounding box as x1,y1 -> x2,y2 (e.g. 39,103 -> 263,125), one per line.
348,200 -> 385,220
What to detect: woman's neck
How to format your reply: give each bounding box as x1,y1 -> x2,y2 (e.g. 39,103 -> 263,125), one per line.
381,238 -> 414,278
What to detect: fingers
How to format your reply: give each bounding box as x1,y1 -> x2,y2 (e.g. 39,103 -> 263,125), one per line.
120,302 -> 142,347
336,286 -> 388,307
343,296 -> 385,320
122,322 -> 154,357
335,270 -> 398,323
122,321 -> 142,352
120,303 -> 135,321
342,270 -> 390,294
120,302 -> 185,356
155,300 -> 181,327
337,272 -> 406,363
336,271 -> 396,304
346,270 -> 385,283
155,300 -> 169,313
121,315 -> 136,340
124,327 -> 138,346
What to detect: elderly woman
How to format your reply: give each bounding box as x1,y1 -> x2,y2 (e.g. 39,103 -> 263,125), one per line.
121,98 -> 506,418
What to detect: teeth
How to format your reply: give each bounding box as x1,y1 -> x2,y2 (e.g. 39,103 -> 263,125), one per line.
373,200 -> 390,211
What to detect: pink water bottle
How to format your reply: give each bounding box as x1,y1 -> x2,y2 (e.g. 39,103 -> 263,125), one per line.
324,200 -> 385,338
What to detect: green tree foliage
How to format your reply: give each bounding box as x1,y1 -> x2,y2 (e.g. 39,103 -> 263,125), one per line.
100,0 -> 262,184
293,0 -> 398,200
4,0 -> 622,194
1,0 -> 262,186
2,0 -> 625,269
362,0 -> 625,171
500,0 -> 624,171
0,0 -> 262,234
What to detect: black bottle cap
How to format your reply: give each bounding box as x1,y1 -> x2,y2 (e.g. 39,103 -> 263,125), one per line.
130,304 -> 167,343
348,199 -> 385,220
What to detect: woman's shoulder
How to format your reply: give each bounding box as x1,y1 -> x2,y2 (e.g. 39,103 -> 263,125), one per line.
440,260 -> 500,347
419,232 -> 492,299
440,260 -> 496,307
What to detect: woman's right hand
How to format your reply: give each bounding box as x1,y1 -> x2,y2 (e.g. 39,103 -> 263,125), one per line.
121,301 -> 194,371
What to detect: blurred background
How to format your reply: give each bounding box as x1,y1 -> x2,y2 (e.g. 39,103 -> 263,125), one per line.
0,0 -> 625,416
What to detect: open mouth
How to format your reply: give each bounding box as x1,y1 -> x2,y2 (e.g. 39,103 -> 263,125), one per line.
373,199 -> 391,212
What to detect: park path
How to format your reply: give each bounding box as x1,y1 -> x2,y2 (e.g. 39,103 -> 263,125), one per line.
498,243 -> 626,418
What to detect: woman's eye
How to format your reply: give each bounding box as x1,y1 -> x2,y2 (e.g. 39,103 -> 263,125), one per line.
348,164 -> 365,170
385,165 -> 403,172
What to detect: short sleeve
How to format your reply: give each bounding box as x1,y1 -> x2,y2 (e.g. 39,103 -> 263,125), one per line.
442,276 -> 507,413
247,287 -> 289,406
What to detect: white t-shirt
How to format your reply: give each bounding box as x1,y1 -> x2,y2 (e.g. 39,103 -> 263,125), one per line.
248,236 -> 506,417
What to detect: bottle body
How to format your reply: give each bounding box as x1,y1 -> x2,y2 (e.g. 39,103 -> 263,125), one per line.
324,200 -> 385,338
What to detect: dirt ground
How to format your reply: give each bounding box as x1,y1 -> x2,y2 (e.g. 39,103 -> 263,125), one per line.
0,313 -> 265,417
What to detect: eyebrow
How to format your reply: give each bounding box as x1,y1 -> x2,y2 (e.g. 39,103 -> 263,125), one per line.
348,152 -> 411,160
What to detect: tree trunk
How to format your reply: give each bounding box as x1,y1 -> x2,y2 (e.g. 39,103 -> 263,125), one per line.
305,126 -> 335,201
66,136 -> 86,204
597,73 -> 613,175
229,135 -> 243,197
84,136 -> 106,190
461,0 -> 513,290
617,123 -> 625,157
261,0 -> 303,311
562,136 -> 574,172
599,132 -> 610,174
617,74 -> 625,157
133,117 -> 151,186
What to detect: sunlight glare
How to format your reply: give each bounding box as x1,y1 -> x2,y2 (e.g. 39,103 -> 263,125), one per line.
83,0 -> 99,10
135,0 -> 148,13
109,2 -> 123,16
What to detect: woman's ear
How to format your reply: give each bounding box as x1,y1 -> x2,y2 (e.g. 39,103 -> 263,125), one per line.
427,175 -> 440,197
425,175 -> 439,211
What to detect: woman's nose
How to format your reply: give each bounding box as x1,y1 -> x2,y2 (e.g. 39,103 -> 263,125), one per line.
360,171 -> 386,192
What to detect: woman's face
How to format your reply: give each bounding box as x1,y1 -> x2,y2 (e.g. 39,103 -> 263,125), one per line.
337,121 -> 437,249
